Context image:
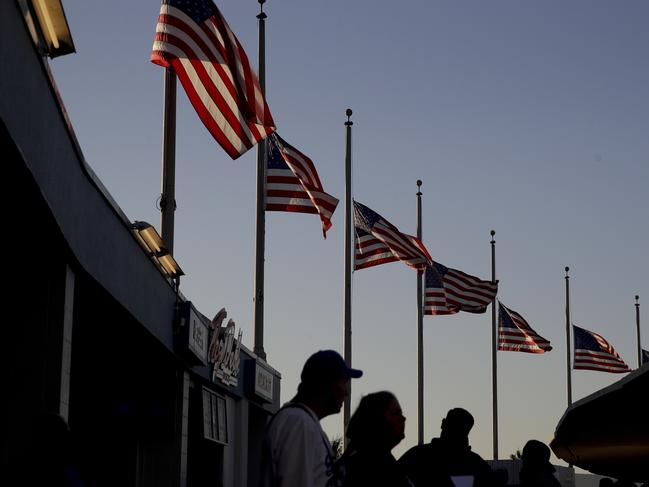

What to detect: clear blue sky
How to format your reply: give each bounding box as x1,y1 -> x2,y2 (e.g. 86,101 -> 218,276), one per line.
52,0 -> 648,464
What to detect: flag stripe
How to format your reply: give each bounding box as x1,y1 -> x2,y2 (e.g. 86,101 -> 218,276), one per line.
354,238 -> 399,268
497,302 -> 552,353
424,263 -> 497,315
153,12 -> 263,150
573,325 -> 630,373
151,1 -> 274,159
207,5 -> 270,127
154,12 -> 256,143
353,202 -> 430,271
264,134 -> 338,237
154,34 -> 253,155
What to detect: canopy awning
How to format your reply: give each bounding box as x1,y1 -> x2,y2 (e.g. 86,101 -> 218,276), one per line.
550,364 -> 649,481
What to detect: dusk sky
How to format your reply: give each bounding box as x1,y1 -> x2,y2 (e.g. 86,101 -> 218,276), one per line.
51,0 -> 648,465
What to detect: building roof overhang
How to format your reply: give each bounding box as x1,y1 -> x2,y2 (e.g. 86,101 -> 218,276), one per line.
550,364 -> 649,481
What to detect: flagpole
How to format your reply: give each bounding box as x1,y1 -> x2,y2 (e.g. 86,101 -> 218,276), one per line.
253,0 -> 268,359
160,68 -> 177,251
636,295 -> 641,368
490,230 -> 498,460
343,109 -> 353,445
160,64 -> 184,487
416,180 -> 424,445
565,266 -> 572,407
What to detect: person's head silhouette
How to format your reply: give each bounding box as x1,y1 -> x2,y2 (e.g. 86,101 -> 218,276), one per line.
520,439 -> 555,480
346,391 -> 405,451
294,350 -> 363,419
440,408 -> 474,443
522,440 -> 551,467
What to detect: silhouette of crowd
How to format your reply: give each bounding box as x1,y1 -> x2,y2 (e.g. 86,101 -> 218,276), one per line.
260,349 -> 644,487
16,350 -> 642,487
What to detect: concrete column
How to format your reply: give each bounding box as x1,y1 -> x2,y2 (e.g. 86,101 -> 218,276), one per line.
223,396 -> 248,487
59,265 -> 75,421
178,371 -> 190,487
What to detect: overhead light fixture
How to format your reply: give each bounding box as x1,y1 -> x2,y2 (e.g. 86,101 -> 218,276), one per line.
133,221 -> 164,254
29,0 -> 75,58
34,0 -> 59,48
132,221 -> 184,279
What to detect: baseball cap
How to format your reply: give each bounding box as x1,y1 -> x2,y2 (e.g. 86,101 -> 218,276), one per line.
301,350 -> 363,384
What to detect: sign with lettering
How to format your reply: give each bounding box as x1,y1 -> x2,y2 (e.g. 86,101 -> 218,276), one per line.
187,307 -> 209,365
208,308 -> 242,386
254,363 -> 274,402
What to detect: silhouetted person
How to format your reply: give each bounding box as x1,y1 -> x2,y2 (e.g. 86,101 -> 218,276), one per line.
259,350 -> 363,487
338,391 -> 412,487
398,408 -> 494,487
19,413 -> 86,487
519,440 -> 560,487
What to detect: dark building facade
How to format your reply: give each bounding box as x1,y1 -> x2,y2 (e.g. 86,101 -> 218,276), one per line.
1,2 -> 281,486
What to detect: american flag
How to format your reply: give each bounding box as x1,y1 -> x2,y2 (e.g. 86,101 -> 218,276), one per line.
151,0 -> 275,159
498,301 -> 552,353
265,134 -> 338,238
423,262 -> 497,315
573,325 -> 630,373
354,201 -> 431,271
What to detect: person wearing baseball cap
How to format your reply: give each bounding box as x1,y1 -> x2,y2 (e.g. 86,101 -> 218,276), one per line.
259,350 -> 363,487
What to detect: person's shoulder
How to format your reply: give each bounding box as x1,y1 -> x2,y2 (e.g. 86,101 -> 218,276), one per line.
464,449 -> 493,475
268,404 -> 319,438
467,449 -> 489,464
274,404 -> 316,423
398,441 -> 435,464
